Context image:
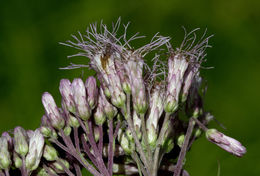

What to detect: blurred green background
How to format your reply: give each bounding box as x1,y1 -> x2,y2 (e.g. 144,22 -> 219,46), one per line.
0,0 -> 259,175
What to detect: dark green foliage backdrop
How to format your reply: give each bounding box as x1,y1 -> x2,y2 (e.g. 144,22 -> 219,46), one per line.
0,0 -> 259,175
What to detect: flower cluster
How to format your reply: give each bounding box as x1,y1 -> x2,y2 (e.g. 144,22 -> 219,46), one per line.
0,19 -> 246,176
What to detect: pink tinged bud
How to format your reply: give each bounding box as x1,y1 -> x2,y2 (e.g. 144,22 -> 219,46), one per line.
94,52 -> 126,108
0,136 -> 11,169
94,96 -> 106,125
71,78 -> 91,121
14,126 -> 29,157
42,92 -> 65,130
206,129 -> 246,157
59,79 -> 76,113
85,76 -> 98,109
1,132 -> 13,151
100,89 -> 117,120
25,129 -> 45,171
125,57 -> 147,114
165,54 -> 189,113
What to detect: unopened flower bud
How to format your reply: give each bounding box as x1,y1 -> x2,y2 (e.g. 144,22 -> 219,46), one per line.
42,92 -> 65,130
63,126 -> 72,136
68,115 -> 80,128
59,79 -> 76,113
133,111 -> 141,140
14,126 -> 29,157
94,127 -> 100,142
147,84 -> 164,146
26,129 -> 45,171
125,56 -> 148,114
177,134 -> 185,148
162,138 -> 174,153
53,159 -> 70,172
195,129 -> 202,138
206,129 -> 246,157
119,133 -> 132,155
100,89 -> 117,120
1,132 -> 13,151
85,76 -> 98,109
72,78 -> 91,121
40,126 -> 52,138
13,152 -> 22,168
36,167 -> 49,176
94,96 -> 106,125
0,137 -> 11,169
165,53 -> 189,113
43,144 -> 58,161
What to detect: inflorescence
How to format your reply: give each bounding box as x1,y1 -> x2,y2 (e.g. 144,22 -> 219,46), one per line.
0,18 -> 246,176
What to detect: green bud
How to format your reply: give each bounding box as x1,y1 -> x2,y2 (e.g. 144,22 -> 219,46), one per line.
177,134 -> 185,148
43,145 -> 58,161
164,100 -> 178,113
53,159 -> 69,172
147,125 -> 157,148
195,129 -> 202,138
119,134 -> 132,155
36,167 -> 49,176
0,137 -> 11,169
13,152 -> 22,168
68,115 -> 80,128
14,126 -> 29,157
94,127 -> 100,142
40,126 -> 52,137
63,126 -> 72,136
162,138 -> 174,153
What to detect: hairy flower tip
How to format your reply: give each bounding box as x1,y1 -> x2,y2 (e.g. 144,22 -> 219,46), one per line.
147,84 -> 165,146
100,88 -> 117,120
59,79 -> 76,113
164,51 -> 188,113
206,129 -> 246,157
97,50 -> 126,108
179,28 -> 212,102
25,129 -> 45,171
133,33 -> 170,57
42,92 -> 65,130
0,136 -> 11,169
85,76 -> 98,109
71,78 -> 91,121
124,53 -> 148,114
14,126 -> 29,157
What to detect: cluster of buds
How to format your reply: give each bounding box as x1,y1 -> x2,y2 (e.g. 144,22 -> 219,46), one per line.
0,127 -> 45,176
0,19 -> 246,176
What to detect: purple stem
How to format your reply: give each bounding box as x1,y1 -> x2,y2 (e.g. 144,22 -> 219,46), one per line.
59,129 -> 102,176
4,169 -> 9,176
81,134 -> 99,167
108,119 -> 114,176
74,163 -> 82,176
74,127 -> 81,152
43,164 -> 58,176
173,118 -> 195,176
21,157 -> 28,176
86,120 -> 110,176
113,120 -> 121,138
98,125 -> 103,154
57,159 -> 75,176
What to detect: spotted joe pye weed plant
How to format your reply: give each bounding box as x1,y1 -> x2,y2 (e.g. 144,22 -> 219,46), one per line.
0,18 -> 246,176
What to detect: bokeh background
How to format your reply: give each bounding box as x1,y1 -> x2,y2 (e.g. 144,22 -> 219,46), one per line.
0,0 -> 259,175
